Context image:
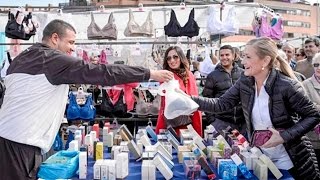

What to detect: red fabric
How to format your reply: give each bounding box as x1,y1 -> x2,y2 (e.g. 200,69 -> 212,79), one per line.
155,71 -> 202,137
82,50 -> 90,63
99,50 -> 108,64
106,83 -> 139,111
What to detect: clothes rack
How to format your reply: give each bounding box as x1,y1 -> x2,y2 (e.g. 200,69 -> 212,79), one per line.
0,40 -> 212,46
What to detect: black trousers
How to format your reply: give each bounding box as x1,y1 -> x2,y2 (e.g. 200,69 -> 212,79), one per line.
0,136 -> 42,180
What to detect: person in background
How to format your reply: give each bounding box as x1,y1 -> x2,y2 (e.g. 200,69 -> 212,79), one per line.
189,37 -> 320,179
281,43 -> 296,70
0,19 -> 174,180
233,47 -> 244,69
277,50 -> 306,81
156,46 -> 202,136
202,45 -> 245,134
295,48 -> 307,62
191,60 -> 204,95
302,53 -> 320,163
296,37 -> 320,78
191,61 -> 201,85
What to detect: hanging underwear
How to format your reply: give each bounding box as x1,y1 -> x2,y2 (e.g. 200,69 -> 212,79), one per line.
124,9 -> 153,37
207,6 -> 239,35
164,8 -> 199,38
87,12 -> 117,40
66,93 -> 96,120
100,89 -> 128,117
254,14 -> 284,40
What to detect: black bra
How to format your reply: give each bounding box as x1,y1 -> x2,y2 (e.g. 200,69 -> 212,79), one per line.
164,8 -> 199,38
100,89 -> 127,117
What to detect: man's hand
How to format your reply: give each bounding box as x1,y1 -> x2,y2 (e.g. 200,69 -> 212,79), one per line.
260,128 -> 284,148
150,70 -> 174,82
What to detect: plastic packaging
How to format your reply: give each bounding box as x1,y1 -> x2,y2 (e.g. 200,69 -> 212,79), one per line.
37,150 -> 79,179
158,79 -> 199,119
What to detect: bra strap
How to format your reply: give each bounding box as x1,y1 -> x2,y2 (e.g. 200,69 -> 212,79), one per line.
188,8 -> 195,20
90,12 -> 95,22
108,12 -> 115,24
147,11 -> 152,21
129,9 -> 134,21
169,9 -> 178,23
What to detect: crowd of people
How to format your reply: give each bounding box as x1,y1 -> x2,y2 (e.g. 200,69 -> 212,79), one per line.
0,18 -> 320,179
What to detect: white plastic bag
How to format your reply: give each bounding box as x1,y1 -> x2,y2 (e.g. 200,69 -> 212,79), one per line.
158,79 -> 199,119
199,47 -> 216,76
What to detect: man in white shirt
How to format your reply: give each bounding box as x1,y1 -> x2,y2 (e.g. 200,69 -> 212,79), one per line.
0,19 -> 173,179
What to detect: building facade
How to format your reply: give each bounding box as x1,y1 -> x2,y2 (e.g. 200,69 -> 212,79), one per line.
224,0 -> 319,45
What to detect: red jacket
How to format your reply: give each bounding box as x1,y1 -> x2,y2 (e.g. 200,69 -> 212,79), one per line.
155,71 -> 202,137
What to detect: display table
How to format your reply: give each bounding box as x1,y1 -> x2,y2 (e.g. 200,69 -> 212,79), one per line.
75,150 -> 294,180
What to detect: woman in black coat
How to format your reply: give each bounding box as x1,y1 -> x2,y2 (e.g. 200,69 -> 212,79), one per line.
189,37 -> 320,179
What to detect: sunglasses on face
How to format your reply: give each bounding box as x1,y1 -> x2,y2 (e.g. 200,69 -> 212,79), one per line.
295,54 -> 302,57
166,55 -> 179,61
313,63 -> 320,68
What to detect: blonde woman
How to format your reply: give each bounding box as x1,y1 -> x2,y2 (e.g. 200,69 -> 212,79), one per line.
188,37 -> 320,179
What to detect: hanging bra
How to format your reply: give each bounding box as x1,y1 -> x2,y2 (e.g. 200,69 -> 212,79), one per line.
255,15 -> 284,40
149,95 -> 160,115
66,93 -> 96,120
207,6 -> 238,35
270,18 -> 284,40
124,9 -> 153,37
256,15 -> 271,38
87,12 -> 117,40
135,90 -> 160,115
164,8 -> 199,38
100,89 -> 127,117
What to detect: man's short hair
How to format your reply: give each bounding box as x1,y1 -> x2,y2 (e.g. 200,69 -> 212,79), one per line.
220,45 -> 235,55
304,37 -> 320,47
42,19 -> 76,41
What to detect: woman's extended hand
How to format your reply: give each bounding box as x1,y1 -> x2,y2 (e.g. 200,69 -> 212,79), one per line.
260,127 -> 284,148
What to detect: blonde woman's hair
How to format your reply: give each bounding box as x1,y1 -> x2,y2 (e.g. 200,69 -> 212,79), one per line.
312,53 -> 320,64
247,37 -> 297,81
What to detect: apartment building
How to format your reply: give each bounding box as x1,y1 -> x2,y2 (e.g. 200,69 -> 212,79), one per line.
224,0 -> 319,45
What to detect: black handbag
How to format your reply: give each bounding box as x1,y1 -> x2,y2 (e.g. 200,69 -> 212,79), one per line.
5,10 -> 36,40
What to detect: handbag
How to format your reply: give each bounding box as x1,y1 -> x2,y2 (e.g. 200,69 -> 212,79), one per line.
5,10 -> 36,40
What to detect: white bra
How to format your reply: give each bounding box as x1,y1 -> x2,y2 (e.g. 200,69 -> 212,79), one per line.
207,6 -> 239,35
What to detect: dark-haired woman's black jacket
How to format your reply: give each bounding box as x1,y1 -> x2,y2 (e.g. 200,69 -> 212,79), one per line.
193,69 -> 320,179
